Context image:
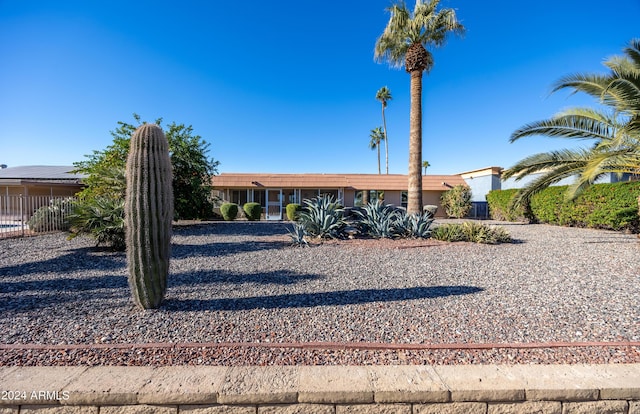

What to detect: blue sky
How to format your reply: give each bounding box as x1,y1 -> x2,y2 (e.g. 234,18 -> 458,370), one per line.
1,1 -> 638,175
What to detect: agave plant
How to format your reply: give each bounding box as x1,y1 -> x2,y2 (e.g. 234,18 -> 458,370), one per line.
298,194 -> 347,239
398,210 -> 435,239
287,222 -> 309,247
352,199 -> 404,238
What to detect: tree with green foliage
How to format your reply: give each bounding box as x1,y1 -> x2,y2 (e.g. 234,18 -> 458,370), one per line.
376,86 -> 393,174
74,114 -> 219,220
369,127 -> 385,174
70,114 -> 218,249
375,0 -> 464,214
503,39 -> 640,212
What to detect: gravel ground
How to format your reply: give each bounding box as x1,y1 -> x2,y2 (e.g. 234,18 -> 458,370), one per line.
1,220 -> 639,366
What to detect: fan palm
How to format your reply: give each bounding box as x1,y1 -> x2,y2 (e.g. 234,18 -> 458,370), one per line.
375,0 -> 464,214
504,39 -> 640,210
376,86 -> 393,174
369,127 -> 385,174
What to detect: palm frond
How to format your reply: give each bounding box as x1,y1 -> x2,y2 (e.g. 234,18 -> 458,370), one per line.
510,110 -> 618,142
624,38 -> 640,67
502,148 -> 590,180
510,162 -> 588,208
374,0 -> 463,70
551,73 -> 610,100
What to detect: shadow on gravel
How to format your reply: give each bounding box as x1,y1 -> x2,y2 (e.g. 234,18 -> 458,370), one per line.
164,285 -> 483,311
0,274 -> 127,294
170,269 -> 323,287
0,248 -> 124,278
0,283 -> 128,313
173,222 -> 289,237
171,240 -> 289,258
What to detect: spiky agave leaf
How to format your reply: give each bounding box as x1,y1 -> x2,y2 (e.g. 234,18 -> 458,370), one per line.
396,209 -> 434,238
298,194 -> 347,239
287,222 -> 308,247
353,199 -> 403,239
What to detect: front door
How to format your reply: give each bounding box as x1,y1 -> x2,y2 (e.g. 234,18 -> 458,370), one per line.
265,189 -> 282,220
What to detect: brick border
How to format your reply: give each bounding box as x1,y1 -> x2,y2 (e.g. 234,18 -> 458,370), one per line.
1,364 -> 639,413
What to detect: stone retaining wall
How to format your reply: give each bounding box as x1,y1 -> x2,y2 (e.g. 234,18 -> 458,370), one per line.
1,364 -> 639,413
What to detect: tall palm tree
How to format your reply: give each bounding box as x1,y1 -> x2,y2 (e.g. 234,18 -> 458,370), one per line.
376,86 -> 393,174
503,39 -> 640,210
375,0 -> 464,214
422,160 -> 430,174
369,127 -> 385,174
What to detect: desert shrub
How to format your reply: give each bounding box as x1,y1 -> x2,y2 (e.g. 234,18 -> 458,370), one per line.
431,222 -> 511,244
286,203 -> 302,221
441,185 -> 472,218
430,222 -> 466,242
28,197 -> 76,232
298,194 -> 347,239
243,202 -> 262,221
67,197 -> 126,250
220,203 -> 238,221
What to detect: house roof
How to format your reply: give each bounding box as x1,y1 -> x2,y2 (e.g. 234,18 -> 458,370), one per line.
212,173 -> 467,191
0,165 -> 86,184
457,166 -> 503,178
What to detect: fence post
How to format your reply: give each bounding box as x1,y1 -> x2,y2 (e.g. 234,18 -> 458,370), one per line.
19,194 -> 24,236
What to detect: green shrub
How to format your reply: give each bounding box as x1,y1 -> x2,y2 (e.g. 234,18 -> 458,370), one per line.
28,197 -> 76,232
220,203 -> 238,221
487,181 -> 640,231
431,222 -> 511,244
430,223 -> 466,242
68,196 -> 126,251
441,185 -> 472,218
529,181 -> 640,231
286,203 -> 302,221
299,194 -> 347,239
486,189 -> 529,221
243,202 -> 262,221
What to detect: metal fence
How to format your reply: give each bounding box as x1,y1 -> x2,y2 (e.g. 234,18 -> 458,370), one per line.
0,195 -> 77,238
468,202 -> 490,219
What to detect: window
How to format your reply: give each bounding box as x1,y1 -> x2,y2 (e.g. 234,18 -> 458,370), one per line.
300,189 -> 318,202
231,190 -> 248,206
401,191 -> 408,208
252,190 -> 265,207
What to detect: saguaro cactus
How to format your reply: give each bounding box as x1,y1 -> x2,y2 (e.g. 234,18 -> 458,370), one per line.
125,123 -> 173,309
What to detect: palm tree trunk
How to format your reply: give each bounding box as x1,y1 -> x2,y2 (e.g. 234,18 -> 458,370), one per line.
377,145 -> 381,174
407,70 -> 423,214
382,107 -> 389,175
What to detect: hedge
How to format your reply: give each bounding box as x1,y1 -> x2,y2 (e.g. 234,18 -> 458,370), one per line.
488,181 -> 640,232
486,189 -> 527,222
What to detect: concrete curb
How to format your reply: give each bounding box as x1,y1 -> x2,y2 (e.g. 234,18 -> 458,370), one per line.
1,364 -> 639,413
